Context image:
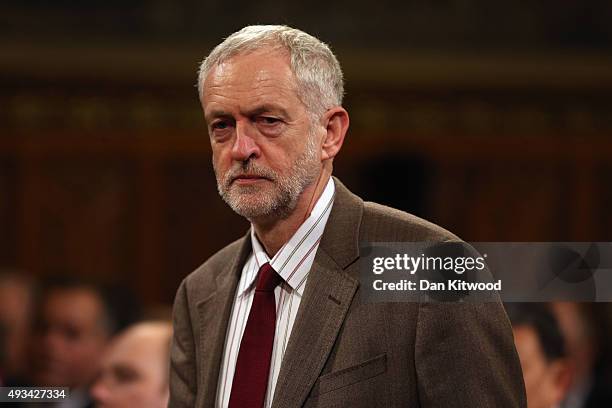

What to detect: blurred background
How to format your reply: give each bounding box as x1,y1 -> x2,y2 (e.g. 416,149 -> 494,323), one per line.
1,1 -> 612,406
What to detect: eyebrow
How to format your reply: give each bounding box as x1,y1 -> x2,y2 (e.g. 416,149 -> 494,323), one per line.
246,105 -> 290,119
205,104 -> 291,123
205,109 -> 232,123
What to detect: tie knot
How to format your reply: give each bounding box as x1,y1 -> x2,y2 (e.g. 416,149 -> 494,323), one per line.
255,263 -> 282,292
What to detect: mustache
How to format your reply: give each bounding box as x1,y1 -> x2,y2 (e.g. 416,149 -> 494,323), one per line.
223,161 -> 277,186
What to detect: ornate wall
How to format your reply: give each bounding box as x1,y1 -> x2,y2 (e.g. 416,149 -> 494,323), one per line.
1,2 -> 611,304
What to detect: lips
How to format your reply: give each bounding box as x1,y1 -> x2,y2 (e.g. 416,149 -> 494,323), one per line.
231,174 -> 269,184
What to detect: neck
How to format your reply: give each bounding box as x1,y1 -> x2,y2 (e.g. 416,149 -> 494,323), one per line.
252,167 -> 331,257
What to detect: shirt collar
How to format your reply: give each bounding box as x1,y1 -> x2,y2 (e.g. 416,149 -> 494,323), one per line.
241,176 -> 335,297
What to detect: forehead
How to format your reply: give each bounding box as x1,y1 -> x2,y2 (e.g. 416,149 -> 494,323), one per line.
202,48 -> 300,111
44,289 -> 102,323
104,330 -> 166,370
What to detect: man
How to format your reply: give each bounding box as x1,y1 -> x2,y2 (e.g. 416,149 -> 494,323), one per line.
29,278 -> 120,408
170,25 -> 526,407
91,321 -> 172,408
507,303 -> 572,408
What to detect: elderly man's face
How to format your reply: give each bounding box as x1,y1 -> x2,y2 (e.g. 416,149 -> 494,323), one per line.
202,48 -> 322,220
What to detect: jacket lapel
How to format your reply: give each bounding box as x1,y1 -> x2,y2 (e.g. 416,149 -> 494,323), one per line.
271,178 -> 363,408
196,233 -> 252,407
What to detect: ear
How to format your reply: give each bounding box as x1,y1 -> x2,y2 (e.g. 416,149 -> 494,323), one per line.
320,106 -> 349,161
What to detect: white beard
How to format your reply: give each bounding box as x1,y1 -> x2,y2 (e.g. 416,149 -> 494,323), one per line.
215,135 -> 320,220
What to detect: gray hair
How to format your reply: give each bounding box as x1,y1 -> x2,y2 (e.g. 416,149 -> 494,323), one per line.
197,25 -> 344,119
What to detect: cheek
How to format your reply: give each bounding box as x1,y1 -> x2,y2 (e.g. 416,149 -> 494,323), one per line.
260,144 -> 293,172
127,380 -> 162,406
212,147 -> 231,171
522,363 -> 543,388
73,338 -> 105,359
111,380 -> 151,405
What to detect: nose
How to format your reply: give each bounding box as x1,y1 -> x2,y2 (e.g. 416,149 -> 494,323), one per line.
90,378 -> 110,405
230,121 -> 260,162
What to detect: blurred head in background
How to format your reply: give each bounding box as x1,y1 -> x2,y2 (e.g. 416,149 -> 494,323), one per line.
507,303 -> 571,408
550,302 -> 607,408
0,270 -> 36,384
91,321 -> 172,408
30,277 -> 118,389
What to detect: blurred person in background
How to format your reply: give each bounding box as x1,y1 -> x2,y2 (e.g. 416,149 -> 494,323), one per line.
29,277 -> 140,408
507,303 -> 572,408
90,321 -> 172,408
0,270 -> 36,386
551,302 -> 612,408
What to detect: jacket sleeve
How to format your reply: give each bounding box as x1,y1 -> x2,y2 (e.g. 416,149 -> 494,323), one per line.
169,279 -> 197,408
415,300 -> 526,407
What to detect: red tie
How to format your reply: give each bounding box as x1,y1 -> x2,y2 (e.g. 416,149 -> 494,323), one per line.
229,262 -> 283,408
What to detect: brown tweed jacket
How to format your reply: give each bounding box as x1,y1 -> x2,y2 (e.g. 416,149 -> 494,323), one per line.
169,177 -> 526,407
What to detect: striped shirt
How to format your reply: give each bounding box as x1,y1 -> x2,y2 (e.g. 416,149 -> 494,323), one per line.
216,177 -> 336,408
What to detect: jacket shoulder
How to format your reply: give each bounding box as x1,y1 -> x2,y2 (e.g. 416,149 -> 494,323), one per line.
361,201 -> 459,242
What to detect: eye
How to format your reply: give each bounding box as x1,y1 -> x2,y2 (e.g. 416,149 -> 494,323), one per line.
257,116 -> 281,125
209,119 -> 234,141
211,120 -> 230,130
112,365 -> 140,384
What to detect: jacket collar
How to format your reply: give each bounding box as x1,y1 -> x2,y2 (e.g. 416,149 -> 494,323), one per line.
319,176 -> 363,269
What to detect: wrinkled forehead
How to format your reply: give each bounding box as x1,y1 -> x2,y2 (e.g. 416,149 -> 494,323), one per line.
202,48 -> 298,98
